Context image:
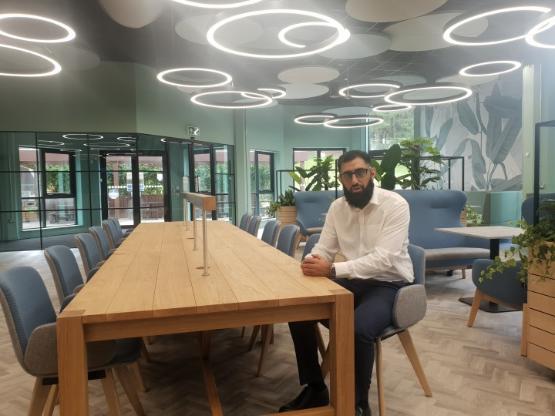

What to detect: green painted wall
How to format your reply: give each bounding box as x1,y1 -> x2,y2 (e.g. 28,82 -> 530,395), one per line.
539,61 -> 555,194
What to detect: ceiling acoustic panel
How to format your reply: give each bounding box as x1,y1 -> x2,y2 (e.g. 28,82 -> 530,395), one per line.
437,73 -> 498,87
279,83 -> 329,99
384,12 -> 488,51
346,0 -> 447,23
376,74 -> 426,86
98,0 -> 165,28
319,33 -> 391,60
278,66 -> 339,84
175,14 -> 263,46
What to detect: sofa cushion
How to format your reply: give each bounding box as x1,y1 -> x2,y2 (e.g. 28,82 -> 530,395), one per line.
424,247 -> 490,261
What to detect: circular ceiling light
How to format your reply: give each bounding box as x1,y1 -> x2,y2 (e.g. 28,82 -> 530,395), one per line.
156,67 -> 232,88
459,60 -> 522,77
526,15 -> 555,48
324,115 -> 384,129
116,136 -> 137,143
62,133 -> 104,141
278,21 -> 336,48
294,113 -> 336,125
191,90 -> 273,109
0,13 -> 76,43
443,6 -> 551,46
85,143 -> 131,148
373,104 -> 413,113
385,84 -> 472,106
0,44 -> 62,77
206,9 -> 350,59
256,87 -> 286,99
338,82 -> 401,98
171,0 -> 263,9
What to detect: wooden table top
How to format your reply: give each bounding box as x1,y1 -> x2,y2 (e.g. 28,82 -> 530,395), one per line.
64,221 -> 345,324
435,225 -> 523,240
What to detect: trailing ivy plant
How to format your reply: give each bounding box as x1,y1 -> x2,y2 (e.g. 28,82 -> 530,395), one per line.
480,202 -> 555,283
267,189 -> 295,217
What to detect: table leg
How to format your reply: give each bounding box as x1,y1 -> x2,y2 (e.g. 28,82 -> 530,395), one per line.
57,312 -> 88,416
329,291 -> 354,416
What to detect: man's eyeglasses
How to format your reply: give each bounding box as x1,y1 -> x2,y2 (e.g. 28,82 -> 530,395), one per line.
339,168 -> 369,181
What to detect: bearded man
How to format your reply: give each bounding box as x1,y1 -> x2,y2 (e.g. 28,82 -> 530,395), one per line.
279,150 -> 414,416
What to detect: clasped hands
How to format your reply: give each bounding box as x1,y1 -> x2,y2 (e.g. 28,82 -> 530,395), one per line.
301,253 -> 332,277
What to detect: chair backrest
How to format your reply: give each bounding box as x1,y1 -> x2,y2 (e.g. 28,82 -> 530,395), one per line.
521,193 -> 555,224
261,220 -> 280,245
294,191 -> 342,235
302,233 -> 321,260
89,226 -> 111,260
247,215 -> 261,236
44,245 -> 84,303
102,219 -> 120,249
0,267 -> 56,369
408,244 -> 426,285
75,233 -> 103,277
108,217 -> 124,240
239,213 -> 251,231
276,224 -> 300,257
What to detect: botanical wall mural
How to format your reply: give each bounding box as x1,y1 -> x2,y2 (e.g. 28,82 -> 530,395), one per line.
420,75 -> 523,191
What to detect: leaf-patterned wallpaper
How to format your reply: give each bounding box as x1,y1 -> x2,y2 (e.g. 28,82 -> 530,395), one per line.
420,76 -> 523,191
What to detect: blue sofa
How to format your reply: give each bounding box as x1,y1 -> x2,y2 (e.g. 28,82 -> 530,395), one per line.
294,190 -> 343,236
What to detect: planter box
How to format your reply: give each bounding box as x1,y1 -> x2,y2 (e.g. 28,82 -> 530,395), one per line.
276,206 -> 297,226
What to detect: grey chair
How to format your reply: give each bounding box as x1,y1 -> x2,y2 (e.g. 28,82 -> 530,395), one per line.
275,224 -> 300,257
302,233 -> 321,260
103,219 -> 122,249
239,213 -> 252,231
90,226 -> 115,260
247,215 -> 262,237
109,217 -> 131,238
261,220 -> 281,246
75,233 -> 104,279
0,266 -> 145,416
44,245 -> 84,307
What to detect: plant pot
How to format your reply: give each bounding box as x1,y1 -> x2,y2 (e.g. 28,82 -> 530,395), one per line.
277,206 -> 297,226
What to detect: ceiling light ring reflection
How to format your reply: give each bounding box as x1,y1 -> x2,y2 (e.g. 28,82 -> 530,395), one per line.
278,21 -> 337,49
324,115 -> 384,129
0,43 -> 62,77
116,136 -> 137,143
526,15 -> 555,48
384,84 -> 473,106
372,104 -> 413,113
38,140 -> 65,146
171,0 -> 263,9
207,9 -> 350,59
0,13 -> 76,43
443,6 -> 551,46
256,87 -> 286,99
84,143 -> 131,149
294,113 -> 336,125
338,82 -> 401,98
156,67 -> 232,88
459,60 -> 522,77
62,133 -> 103,141
191,90 -> 273,109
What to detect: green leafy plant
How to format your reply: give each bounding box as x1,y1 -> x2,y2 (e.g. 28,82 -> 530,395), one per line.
290,156 -> 338,191
465,204 -> 483,226
397,137 -> 443,190
267,189 -> 295,217
371,144 -> 401,190
481,202 -> 555,283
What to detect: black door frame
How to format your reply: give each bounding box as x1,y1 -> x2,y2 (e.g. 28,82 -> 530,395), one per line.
253,150 -> 274,216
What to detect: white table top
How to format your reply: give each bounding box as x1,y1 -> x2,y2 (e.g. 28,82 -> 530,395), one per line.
435,225 -> 523,240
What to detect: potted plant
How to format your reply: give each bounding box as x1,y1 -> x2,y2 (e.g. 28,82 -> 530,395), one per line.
289,155 -> 338,191
267,189 -> 296,225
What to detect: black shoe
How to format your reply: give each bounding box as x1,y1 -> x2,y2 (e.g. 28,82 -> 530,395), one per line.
355,403 -> 371,416
278,386 -> 329,412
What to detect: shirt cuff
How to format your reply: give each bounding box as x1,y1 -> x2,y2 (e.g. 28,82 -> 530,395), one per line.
333,261 -> 351,278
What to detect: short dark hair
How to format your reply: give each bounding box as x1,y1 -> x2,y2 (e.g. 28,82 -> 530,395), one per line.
337,150 -> 372,171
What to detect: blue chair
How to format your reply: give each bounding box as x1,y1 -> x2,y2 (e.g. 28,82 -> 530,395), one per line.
239,213 -> 252,231
0,266 -> 145,416
44,245 -> 84,308
261,220 -> 280,246
103,219 -> 122,249
75,233 -> 104,279
521,193 -> 555,224
275,224 -> 300,257
89,226 -> 115,260
247,215 -> 262,237
294,191 -> 342,237
109,217 -> 131,238
302,233 -> 321,260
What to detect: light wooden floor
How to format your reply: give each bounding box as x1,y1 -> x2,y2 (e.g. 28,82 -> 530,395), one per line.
0,249 -> 553,415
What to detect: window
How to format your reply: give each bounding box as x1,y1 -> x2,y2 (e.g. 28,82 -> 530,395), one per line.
367,110 -> 414,150
293,148 -> 345,190
19,147 -> 40,230
42,150 -> 76,227
250,150 -> 274,216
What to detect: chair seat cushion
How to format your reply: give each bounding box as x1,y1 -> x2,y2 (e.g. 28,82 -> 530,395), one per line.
424,247 -> 490,261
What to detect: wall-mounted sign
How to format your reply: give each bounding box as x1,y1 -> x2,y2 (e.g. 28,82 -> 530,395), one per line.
188,125 -> 200,137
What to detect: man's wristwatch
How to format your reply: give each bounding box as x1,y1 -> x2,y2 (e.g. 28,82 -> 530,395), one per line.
329,264 -> 336,279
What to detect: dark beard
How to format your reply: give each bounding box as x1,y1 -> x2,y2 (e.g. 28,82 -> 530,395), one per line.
344,180 -> 374,209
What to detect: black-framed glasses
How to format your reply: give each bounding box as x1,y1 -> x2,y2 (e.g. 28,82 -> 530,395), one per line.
339,168 -> 369,181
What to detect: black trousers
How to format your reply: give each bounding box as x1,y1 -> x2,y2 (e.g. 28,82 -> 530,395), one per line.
288,278 -> 404,405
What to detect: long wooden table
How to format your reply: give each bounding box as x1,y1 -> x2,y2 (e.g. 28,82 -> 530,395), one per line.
57,221 -> 354,415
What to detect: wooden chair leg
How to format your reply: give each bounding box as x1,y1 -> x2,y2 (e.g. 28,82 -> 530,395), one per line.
199,331 -> 212,360
140,339 -> 152,363
241,327 -> 246,338
28,378 -> 51,416
315,324 -> 326,358
320,346 -> 330,378
467,289 -> 484,327
43,384 -> 59,416
256,325 -> 273,377
101,369 -> 122,416
270,325 -> 275,345
114,365 -> 146,416
248,325 -> 260,351
521,303 -> 528,357
397,331 -> 432,397
376,339 -> 385,416
129,361 -> 148,393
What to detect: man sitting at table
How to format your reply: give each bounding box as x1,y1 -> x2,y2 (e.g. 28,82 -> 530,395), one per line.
278,150 -> 414,416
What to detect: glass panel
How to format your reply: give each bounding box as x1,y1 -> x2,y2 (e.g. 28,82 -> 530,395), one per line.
45,171 -> 71,194
19,146 -> 38,171
108,208 -> 134,226
258,193 -> 273,218
106,155 -> 132,171
257,153 -> 272,192
107,171 -> 133,210
45,198 -> 76,227
194,146 -> 212,193
21,207 -> 40,230
139,155 -> 163,171
140,171 -> 164,207
140,207 -> 164,223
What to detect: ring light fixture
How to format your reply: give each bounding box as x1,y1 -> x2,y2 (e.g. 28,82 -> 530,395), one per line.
278,21 -> 337,49
206,9 -> 350,59
171,0 -> 263,9
384,84 -> 472,106
526,15 -> 555,48
191,90 -> 273,109
443,6 -> 551,46
116,136 -> 137,143
62,133 -> 103,141
0,13 -> 76,43
256,87 -> 286,99
294,113 -> 336,125
0,44 -> 62,77
372,104 -> 413,113
459,60 -> 522,77
338,82 -> 401,99
323,115 -> 384,129
156,67 -> 232,88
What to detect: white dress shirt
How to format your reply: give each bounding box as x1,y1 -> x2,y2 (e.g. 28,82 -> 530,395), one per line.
310,186 -> 414,283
